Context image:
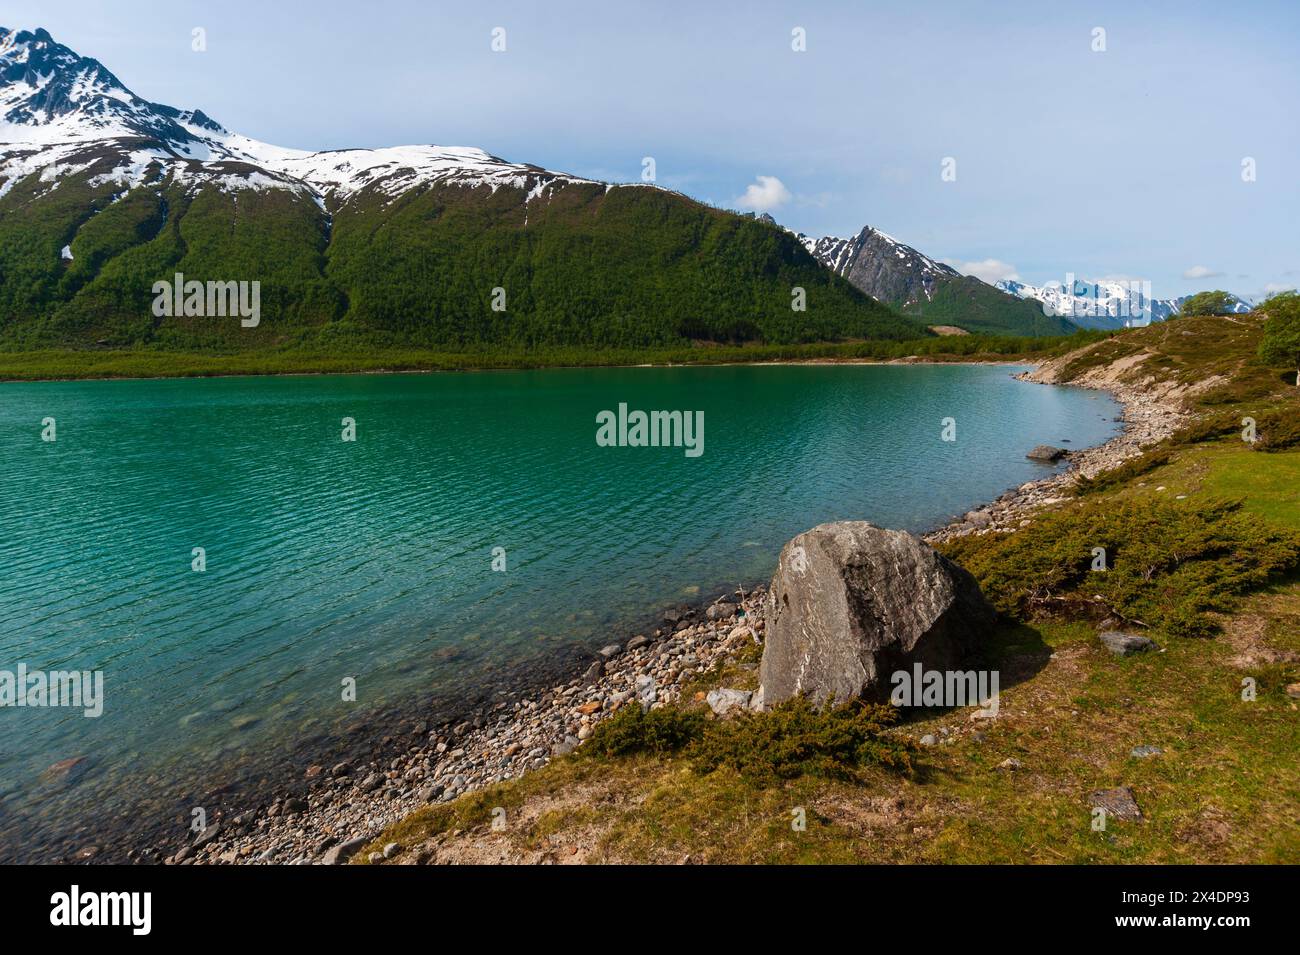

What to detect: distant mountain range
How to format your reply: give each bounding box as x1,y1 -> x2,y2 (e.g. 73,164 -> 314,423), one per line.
795,225 -> 1076,337
0,27 -> 917,350
996,279 -> 1253,330
0,27 -> 1254,352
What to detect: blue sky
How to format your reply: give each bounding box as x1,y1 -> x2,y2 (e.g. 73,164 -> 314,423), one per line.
10,0 -> 1298,299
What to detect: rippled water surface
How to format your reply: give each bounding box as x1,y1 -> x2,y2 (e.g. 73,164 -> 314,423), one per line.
0,364 -> 1119,857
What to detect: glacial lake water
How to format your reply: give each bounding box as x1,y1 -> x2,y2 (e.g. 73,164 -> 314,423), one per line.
0,364 -> 1119,859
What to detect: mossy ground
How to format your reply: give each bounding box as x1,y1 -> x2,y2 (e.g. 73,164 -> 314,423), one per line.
358,313 -> 1300,865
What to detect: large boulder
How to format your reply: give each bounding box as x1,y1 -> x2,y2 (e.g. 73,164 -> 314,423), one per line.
759,522 -> 995,708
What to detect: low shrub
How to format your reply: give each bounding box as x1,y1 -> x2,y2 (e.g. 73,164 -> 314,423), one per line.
582,705 -> 706,758
1252,410 -> 1300,453
1072,449 -> 1172,496
690,697 -> 912,786
938,498 -> 1300,638
1170,413 -> 1243,445
582,697 -> 913,785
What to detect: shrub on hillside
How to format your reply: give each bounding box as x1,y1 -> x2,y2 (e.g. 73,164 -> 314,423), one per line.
1252,409 -> 1300,453
582,705 -> 706,758
690,698 -> 912,786
582,697 -> 913,785
1258,291 -> 1300,387
1071,449 -> 1172,496
1179,290 -> 1240,317
938,498 -> 1300,638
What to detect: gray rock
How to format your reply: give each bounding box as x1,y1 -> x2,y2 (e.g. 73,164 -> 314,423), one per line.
1099,631 -> 1158,656
382,842 -> 402,859
634,674 -> 657,709
705,688 -> 752,716
320,836 -> 368,865
1090,786 -> 1142,822
706,602 -> 737,621
358,772 -> 383,793
1026,445 -> 1067,461
920,734 -> 937,746
191,823 -> 222,849
551,735 -> 580,757
597,643 -> 622,660
760,522 -> 995,708
1130,745 -> 1163,758
626,635 -> 650,651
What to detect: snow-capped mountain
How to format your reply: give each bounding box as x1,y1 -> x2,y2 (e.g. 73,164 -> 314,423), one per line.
996,279 -> 1252,330
0,27 -> 918,351
796,225 -> 1075,337
797,226 -> 959,308
0,26 -> 601,208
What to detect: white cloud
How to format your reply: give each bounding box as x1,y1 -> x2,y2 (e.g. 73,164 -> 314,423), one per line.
1182,265 -> 1224,280
735,175 -> 791,212
944,258 -> 1020,284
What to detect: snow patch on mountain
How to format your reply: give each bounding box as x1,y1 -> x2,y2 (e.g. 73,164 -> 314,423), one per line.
0,26 -> 610,211
996,278 -> 1252,329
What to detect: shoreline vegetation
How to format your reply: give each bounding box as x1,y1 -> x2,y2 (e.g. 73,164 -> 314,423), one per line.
132,311 -> 1300,866
0,330 -> 1111,382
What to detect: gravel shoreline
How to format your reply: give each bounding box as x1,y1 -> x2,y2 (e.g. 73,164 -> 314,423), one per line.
160,590 -> 770,865
924,359 -> 1189,544
151,354 -> 1187,866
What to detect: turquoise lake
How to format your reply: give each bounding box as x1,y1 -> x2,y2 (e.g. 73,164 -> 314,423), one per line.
0,364 -> 1119,858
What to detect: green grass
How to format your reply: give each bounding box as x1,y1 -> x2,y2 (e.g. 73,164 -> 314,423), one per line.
0,330 -> 1105,381
1201,447 -> 1300,526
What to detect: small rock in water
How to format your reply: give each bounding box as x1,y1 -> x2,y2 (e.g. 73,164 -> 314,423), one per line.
39,756 -> 89,785
598,644 -> 622,660
1099,631 -> 1158,656
1026,445 -> 1067,462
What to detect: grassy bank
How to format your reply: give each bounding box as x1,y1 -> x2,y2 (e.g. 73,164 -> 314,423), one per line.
357,312 -> 1300,864
0,330 -> 1108,381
